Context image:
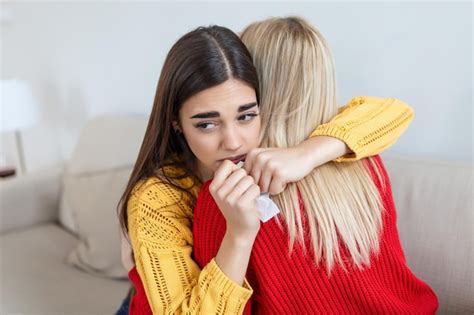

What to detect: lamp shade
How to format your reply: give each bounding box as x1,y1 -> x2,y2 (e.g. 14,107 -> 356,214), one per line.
0,79 -> 40,131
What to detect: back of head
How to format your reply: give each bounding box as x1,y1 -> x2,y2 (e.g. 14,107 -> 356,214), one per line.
241,17 -> 384,273
241,16 -> 337,148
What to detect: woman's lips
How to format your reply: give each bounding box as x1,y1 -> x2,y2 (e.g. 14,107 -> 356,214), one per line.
220,154 -> 246,164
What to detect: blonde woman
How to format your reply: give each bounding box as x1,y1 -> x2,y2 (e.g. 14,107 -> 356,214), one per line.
190,17 -> 438,314
118,22 -> 417,314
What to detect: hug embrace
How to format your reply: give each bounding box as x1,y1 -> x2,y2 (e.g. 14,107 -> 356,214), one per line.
116,16 -> 438,314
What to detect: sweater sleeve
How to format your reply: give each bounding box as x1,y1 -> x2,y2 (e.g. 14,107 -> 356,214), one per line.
127,178 -> 253,315
309,96 -> 414,162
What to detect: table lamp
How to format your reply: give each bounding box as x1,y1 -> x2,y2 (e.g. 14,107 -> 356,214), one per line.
0,79 -> 40,176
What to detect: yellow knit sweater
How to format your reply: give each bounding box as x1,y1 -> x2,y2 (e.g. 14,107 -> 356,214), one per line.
127,96 -> 414,314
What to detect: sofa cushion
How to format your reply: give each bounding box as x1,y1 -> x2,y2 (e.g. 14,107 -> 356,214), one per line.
383,155 -> 473,314
65,166 -> 133,278
58,115 -> 147,278
0,223 -> 130,315
59,114 -> 147,235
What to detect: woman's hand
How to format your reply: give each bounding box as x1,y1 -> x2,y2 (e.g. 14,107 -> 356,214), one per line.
243,147 -> 311,195
209,160 -> 261,241
120,229 -> 135,273
244,136 -> 351,195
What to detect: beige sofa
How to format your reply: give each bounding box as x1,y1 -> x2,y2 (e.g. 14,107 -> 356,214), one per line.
0,115 -> 472,314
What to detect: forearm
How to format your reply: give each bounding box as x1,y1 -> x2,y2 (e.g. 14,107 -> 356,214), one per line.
215,231 -> 256,286
132,231 -> 254,314
299,135 -> 351,168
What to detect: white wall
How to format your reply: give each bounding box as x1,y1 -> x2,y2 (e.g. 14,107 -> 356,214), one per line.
1,2 -> 472,173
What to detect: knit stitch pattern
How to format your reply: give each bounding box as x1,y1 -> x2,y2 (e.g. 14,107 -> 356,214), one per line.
193,156 -> 438,314
127,174 -> 253,314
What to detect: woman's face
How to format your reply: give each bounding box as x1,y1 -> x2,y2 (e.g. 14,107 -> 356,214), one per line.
178,78 -> 260,180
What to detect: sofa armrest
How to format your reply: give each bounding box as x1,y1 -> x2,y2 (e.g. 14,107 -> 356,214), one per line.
0,168 -> 62,234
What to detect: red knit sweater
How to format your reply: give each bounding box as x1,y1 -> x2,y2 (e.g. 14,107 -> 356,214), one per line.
128,266 -> 152,315
192,156 -> 438,314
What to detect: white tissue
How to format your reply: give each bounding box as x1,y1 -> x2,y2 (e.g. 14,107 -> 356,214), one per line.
256,193 -> 280,223
234,161 -> 280,223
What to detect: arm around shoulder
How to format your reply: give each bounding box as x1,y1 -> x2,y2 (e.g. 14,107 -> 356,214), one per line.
309,96 -> 414,161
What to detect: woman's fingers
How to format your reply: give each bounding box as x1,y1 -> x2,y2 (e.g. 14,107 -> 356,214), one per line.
245,148 -> 272,190
226,175 -> 256,205
210,160 -> 238,193
239,183 -> 261,207
217,168 -> 248,199
211,162 -> 261,236
257,158 -> 283,193
243,149 -> 257,173
246,146 -> 316,195
268,178 -> 286,195
258,163 -> 273,193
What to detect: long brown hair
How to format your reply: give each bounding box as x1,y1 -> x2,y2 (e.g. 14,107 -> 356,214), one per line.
118,26 -> 259,235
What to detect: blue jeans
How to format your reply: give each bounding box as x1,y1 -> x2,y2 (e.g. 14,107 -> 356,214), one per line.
115,296 -> 130,315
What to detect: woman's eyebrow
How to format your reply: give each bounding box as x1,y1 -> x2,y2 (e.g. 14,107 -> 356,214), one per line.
190,102 -> 257,119
238,102 -> 257,112
190,111 -> 219,119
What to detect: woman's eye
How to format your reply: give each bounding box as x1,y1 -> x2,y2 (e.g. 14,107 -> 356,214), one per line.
195,122 -> 216,130
239,113 -> 259,122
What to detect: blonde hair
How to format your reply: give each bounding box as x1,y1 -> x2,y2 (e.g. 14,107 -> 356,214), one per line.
241,17 -> 385,272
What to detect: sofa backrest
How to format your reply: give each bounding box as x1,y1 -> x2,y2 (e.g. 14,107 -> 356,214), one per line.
67,115 -> 149,175
383,155 -> 473,314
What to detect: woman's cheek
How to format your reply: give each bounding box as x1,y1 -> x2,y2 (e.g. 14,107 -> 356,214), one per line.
188,133 -> 217,165
250,118 -> 261,147
183,130 -> 203,158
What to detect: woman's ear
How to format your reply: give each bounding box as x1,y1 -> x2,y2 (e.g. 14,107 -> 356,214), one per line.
172,120 -> 182,134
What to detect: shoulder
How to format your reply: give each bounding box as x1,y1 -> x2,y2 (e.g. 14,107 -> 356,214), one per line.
345,95 -> 407,106
364,155 -> 393,197
127,175 -> 196,247
337,96 -> 411,114
129,177 -> 177,207
128,170 -> 199,219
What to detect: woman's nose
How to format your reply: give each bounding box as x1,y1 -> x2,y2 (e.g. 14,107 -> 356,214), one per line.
221,127 -> 242,151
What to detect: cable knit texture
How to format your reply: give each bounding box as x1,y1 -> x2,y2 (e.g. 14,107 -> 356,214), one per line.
193,156 -> 438,314
126,96 -> 416,314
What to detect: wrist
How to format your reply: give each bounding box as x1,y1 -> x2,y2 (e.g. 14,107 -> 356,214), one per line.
224,229 -> 258,247
302,136 -> 349,166
297,137 -> 325,168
